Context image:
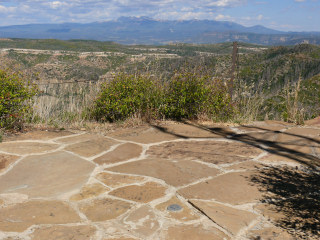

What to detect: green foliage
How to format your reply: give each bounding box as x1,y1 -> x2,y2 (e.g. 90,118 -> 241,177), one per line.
0,69 -> 37,129
93,72 -> 233,122
162,72 -> 232,120
58,54 -> 79,62
93,73 -> 162,122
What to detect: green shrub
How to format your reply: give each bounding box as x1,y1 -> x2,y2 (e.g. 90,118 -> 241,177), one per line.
207,78 -> 234,121
162,72 -> 233,120
161,72 -> 207,119
93,73 -> 162,122
0,69 -> 37,129
93,72 -> 233,122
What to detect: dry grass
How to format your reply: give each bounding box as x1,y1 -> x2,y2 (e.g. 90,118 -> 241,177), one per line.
32,81 -> 103,127
285,75 -> 305,124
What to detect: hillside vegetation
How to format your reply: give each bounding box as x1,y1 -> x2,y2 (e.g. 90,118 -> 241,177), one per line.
0,39 -> 319,128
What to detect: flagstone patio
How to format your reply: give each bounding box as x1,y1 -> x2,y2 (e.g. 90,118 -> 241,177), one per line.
0,121 -> 319,239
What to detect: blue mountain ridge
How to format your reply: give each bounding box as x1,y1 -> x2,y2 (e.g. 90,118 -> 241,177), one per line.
0,17 -> 319,45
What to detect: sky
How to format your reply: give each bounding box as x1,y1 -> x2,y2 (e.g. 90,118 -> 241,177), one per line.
0,0 -> 319,32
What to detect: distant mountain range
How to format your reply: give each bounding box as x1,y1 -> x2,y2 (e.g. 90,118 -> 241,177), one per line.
1,17 -> 320,45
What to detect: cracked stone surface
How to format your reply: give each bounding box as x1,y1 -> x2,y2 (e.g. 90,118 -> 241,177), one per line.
156,196 -> 200,222
103,238 -> 137,240
30,225 -> 97,240
108,126 -> 178,144
94,143 -> 142,165
0,122 -> 319,239
179,171 -> 263,205
246,226 -> 295,240
225,160 -> 267,171
0,154 -> 19,173
157,123 -> 234,138
190,200 -> 258,236
0,142 -> 59,155
147,141 -> 263,163
109,158 -> 220,187
0,200 -> 80,232
79,198 -> 132,222
121,205 -> 160,238
163,224 -> 230,240
96,172 -> 145,188
3,130 -> 74,142
69,183 -> 109,201
64,137 -> 118,157
0,151 -> 95,198
109,182 -> 167,203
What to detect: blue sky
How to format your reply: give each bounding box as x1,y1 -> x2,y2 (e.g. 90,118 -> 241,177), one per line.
0,0 -> 319,31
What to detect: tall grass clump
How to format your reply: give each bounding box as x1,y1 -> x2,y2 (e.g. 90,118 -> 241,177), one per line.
93,73 -> 162,122
32,81 -> 101,126
232,78 -> 266,123
0,69 -> 37,129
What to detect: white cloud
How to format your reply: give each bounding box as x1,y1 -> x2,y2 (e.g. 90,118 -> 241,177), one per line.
206,0 -> 243,7
215,14 -> 233,20
47,1 -> 68,10
257,14 -> 263,20
0,5 -> 16,13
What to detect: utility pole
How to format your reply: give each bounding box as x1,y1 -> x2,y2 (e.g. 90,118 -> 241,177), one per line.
229,41 -> 238,99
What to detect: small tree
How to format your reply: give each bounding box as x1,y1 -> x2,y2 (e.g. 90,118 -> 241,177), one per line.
0,69 -> 37,129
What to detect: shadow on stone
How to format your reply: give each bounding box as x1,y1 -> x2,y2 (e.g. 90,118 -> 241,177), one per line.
251,166 -> 320,239
151,121 -> 320,168
150,121 -> 320,238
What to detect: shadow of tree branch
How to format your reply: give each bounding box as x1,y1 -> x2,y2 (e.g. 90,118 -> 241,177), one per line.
151,120 -> 320,168
150,120 -> 320,238
251,166 -> 320,239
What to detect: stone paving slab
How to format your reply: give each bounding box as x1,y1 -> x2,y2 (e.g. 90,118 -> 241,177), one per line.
3,130 -> 74,142
94,143 -> 142,165
147,141 -> 263,163
179,171 -> 263,205
157,123 -> 234,138
108,126 -> 178,144
0,200 -> 81,232
64,138 -> 118,158
79,198 -> 133,222
30,225 -> 97,240
225,160 -> 267,171
0,142 -> 59,155
109,182 -> 167,203
0,122 -> 319,239
0,151 -> 95,198
155,196 -> 200,222
163,224 -> 230,240
108,158 -> 220,187
121,205 -> 160,238
246,226 -> 296,240
96,172 -> 145,188
190,200 -> 258,236
69,183 -> 110,201
0,154 -> 19,173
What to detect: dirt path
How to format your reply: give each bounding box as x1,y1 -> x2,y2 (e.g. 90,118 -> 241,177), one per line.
0,121 -> 319,240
